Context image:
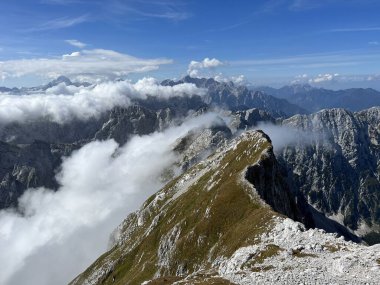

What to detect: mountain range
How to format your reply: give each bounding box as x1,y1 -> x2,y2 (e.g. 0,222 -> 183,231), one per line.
1,76 -> 380,284
255,84 -> 380,112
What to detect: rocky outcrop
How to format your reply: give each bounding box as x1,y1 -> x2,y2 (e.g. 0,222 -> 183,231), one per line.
94,106 -> 159,145
173,124 -> 232,171
228,108 -> 276,132
279,107 -> 380,244
0,141 -> 69,209
245,132 -> 313,227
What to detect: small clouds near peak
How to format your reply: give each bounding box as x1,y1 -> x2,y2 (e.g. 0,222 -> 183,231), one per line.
311,73 -> 340,83
292,73 -> 340,84
290,73 -> 380,89
214,74 -> 247,85
187,57 -> 224,77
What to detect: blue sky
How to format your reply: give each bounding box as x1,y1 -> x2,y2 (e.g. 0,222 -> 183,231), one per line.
0,0 -> 380,88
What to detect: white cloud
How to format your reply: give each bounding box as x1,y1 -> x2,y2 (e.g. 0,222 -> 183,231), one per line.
230,50 -> 380,70
290,74 -> 307,84
187,57 -> 224,77
0,49 -> 173,81
291,73 -> 340,84
369,41 -> 379,46
310,73 -> 340,83
65,39 -> 87,48
329,26 -> 380,33
0,78 -> 206,124
0,113 -> 222,285
367,74 -> 380,81
107,0 -> 191,21
214,73 -> 246,85
28,15 -> 89,31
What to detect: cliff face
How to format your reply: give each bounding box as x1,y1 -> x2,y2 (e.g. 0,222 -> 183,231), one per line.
280,107 -> 380,243
244,134 -> 313,228
0,141 -> 60,209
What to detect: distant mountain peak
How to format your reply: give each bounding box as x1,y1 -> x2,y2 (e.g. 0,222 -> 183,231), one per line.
284,83 -> 315,93
44,76 -> 73,89
42,76 -> 91,90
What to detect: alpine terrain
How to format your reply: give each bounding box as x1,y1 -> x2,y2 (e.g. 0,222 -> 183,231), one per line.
70,131 -> 380,284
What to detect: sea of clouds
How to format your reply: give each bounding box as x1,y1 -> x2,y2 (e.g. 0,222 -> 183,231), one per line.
0,77 -> 206,124
0,112 -> 221,285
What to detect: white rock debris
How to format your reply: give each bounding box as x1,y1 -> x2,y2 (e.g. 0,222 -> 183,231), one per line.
218,217 -> 380,285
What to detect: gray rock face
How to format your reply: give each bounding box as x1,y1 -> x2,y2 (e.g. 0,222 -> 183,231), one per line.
0,96 -> 206,145
0,141 -> 66,209
229,108 -> 276,132
0,118 -> 104,144
279,107 -> 380,243
94,106 -> 159,145
245,131 -> 314,227
173,124 -> 232,171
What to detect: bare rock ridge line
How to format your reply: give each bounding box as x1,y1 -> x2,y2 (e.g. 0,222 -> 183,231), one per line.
69,130 -> 380,285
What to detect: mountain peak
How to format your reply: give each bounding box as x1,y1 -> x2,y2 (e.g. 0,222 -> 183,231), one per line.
70,129 -> 380,284
285,83 -> 315,93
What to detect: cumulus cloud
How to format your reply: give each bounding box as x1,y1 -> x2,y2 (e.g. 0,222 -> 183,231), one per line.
291,73 -> 309,84
65,39 -> 87,48
214,73 -> 246,85
0,113 -> 222,285
310,73 -> 340,83
0,49 -> 172,81
291,73 -> 340,84
187,57 -> 224,77
0,78 -> 206,124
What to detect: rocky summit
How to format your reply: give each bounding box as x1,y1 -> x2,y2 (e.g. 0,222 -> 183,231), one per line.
70,131 -> 380,285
